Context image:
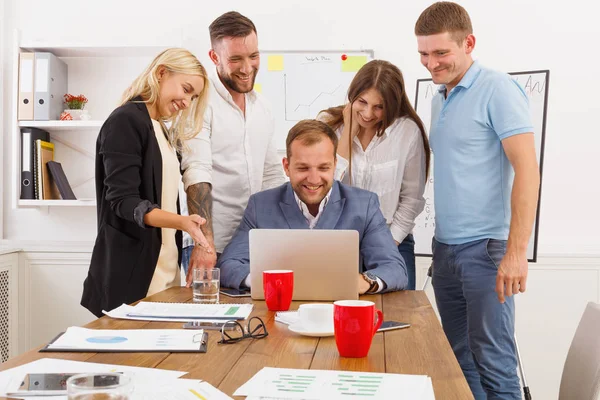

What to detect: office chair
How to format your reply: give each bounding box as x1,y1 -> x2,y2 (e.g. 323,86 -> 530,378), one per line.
559,301 -> 600,400
422,265 -> 532,400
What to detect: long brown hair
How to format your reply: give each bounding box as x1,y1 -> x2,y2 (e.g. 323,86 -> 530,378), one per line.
321,60 -> 430,180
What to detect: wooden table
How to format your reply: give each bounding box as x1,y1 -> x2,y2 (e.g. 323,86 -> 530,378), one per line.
0,288 -> 473,399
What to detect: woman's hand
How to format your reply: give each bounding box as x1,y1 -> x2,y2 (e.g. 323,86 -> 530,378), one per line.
342,102 -> 360,139
181,215 -> 212,252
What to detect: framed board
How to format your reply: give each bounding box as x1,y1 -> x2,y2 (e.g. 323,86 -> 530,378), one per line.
254,50 -> 375,150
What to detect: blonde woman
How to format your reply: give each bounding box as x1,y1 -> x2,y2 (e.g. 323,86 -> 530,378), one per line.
82,48 -> 211,317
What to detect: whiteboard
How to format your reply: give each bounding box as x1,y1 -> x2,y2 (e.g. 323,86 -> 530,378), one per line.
254,50 -> 374,150
413,70 -> 549,262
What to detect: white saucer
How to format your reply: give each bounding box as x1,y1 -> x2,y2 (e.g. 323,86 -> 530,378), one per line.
288,322 -> 334,337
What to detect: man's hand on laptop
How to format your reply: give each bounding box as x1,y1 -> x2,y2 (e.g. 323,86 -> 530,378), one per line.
358,273 -> 371,295
185,242 -> 217,287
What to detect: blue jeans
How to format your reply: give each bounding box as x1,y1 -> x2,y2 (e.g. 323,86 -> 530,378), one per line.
432,238 -> 521,400
181,245 -> 193,275
397,234 -> 416,290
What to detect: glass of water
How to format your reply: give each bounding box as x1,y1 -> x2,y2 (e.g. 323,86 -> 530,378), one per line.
66,373 -> 132,399
193,268 -> 220,303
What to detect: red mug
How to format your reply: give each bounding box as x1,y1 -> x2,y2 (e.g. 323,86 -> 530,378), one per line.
333,300 -> 383,358
263,270 -> 294,311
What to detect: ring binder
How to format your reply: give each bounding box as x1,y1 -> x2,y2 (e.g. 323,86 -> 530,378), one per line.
20,127 -> 49,199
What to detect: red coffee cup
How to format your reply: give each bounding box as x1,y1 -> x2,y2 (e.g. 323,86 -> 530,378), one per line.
333,300 -> 383,358
263,270 -> 294,311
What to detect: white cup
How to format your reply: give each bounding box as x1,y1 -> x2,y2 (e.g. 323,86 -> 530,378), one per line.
298,303 -> 334,332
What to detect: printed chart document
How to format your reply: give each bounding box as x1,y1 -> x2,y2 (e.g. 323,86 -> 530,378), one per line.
235,367 -> 433,400
0,359 -> 233,399
132,379 -> 233,400
123,301 -> 253,320
104,303 -> 229,323
44,327 -> 207,352
0,358 -> 185,398
244,376 -> 434,400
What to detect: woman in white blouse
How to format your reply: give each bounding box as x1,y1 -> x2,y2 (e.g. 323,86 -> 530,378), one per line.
319,60 -> 430,290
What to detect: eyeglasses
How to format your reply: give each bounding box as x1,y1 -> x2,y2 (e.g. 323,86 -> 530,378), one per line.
218,316 -> 269,344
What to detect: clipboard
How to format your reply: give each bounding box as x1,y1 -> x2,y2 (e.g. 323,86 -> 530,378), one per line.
40,331 -> 208,353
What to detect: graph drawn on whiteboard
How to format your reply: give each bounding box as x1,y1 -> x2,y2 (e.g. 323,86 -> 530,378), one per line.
255,50 -> 374,150
413,70 -> 549,262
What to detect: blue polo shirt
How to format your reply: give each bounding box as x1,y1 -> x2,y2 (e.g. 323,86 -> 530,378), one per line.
430,61 -> 534,244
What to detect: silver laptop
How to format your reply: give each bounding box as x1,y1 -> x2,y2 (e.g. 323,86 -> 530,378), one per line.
249,229 -> 359,301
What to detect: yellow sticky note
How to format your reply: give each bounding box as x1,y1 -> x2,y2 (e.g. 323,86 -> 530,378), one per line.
268,55 -> 284,71
253,83 -> 262,93
341,55 -> 368,72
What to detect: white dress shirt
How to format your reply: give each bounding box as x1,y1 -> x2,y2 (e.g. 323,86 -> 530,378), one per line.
319,114 -> 427,244
293,189 -> 331,229
181,73 -> 285,252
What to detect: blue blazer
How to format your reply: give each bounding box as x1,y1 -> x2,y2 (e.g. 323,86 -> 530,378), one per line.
218,181 -> 407,291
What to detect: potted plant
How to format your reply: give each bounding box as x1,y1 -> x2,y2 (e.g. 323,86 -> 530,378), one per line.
63,94 -> 90,120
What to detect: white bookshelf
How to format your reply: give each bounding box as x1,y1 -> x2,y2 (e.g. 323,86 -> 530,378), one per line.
18,199 -> 96,207
18,120 -> 103,132
19,44 -> 175,58
11,31 -> 181,209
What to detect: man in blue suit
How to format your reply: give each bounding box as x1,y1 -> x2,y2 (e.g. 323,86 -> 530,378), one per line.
218,119 -> 408,294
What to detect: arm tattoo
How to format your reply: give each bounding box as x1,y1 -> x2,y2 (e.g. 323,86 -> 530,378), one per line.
186,182 -> 214,239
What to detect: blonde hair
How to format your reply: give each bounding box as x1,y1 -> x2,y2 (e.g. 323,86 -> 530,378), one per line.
120,48 -> 210,152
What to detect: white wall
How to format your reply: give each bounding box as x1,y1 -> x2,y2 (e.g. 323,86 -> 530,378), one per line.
0,0 -> 5,240
2,5 -> 598,398
2,0 -> 599,255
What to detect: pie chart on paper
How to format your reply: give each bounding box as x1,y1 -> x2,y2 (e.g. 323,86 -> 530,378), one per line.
85,336 -> 128,344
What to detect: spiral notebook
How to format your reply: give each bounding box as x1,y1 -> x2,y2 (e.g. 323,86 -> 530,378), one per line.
40,327 -> 208,353
104,301 -> 254,322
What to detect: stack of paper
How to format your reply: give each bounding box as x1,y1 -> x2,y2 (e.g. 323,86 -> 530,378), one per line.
0,358 -> 233,399
104,301 -> 253,322
235,367 -> 435,400
275,311 -> 299,326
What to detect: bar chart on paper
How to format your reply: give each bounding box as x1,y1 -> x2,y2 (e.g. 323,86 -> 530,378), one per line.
331,373 -> 385,397
235,367 -> 432,399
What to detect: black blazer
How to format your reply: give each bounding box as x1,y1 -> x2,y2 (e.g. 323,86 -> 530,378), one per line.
81,98 -> 182,317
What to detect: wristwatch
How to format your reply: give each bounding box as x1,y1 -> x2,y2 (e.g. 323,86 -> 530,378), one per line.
361,271 -> 379,294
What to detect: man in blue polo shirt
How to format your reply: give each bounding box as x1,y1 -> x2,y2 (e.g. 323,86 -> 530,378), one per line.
415,3 -> 540,400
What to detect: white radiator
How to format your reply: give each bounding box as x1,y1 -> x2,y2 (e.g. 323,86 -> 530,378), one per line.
0,254 -> 18,363
0,268 -> 10,362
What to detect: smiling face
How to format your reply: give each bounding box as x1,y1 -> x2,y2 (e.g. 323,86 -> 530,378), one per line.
210,32 -> 260,94
155,68 -> 205,118
417,32 -> 475,93
352,88 -> 385,130
283,135 -> 336,214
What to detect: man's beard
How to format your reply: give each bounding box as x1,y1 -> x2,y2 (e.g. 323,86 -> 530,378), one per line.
219,68 -> 257,94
